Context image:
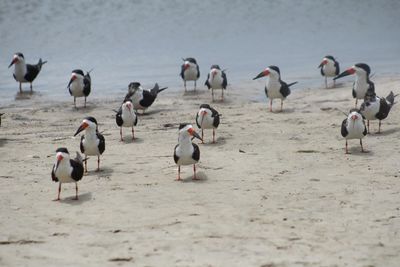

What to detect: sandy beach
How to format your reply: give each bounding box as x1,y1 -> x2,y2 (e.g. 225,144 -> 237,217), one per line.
0,76 -> 399,266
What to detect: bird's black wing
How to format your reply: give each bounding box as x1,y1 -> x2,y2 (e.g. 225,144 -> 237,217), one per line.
368,80 -> 375,94
140,90 -> 156,108
83,73 -> 91,97
97,132 -> 105,155
352,82 -> 357,98
70,159 -> 84,182
51,165 -> 58,182
205,73 -> 211,89
173,144 -> 179,164
376,97 -> 391,120
196,64 -> 200,79
210,107 -> 220,128
195,112 -> 201,128
115,107 -> 123,126
134,111 -> 138,126
363,121 -> 367,136
180,64 -> 185,79
222,71 -> 228,89
279,80 -> 291,98
80,136 -> 85,154
341,119 -> 348,137
13,73 -> 17,81
320,67 -> 325,76
192,143 -> 200,162
25,64 -> 40,82
335,61 -> 340,75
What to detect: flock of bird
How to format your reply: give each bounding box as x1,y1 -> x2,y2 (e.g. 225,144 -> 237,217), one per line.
5,52 -> 397,200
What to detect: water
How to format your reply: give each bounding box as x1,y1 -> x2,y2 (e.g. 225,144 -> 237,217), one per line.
0,0 -> 399,105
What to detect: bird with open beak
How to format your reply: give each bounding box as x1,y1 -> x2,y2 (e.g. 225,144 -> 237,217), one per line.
341,109 -> 367,154
173,124 -> 203,181
51,148 -> 84,201
253,65 -> 297,112
318,55 -> 340,88
195,104 -> 220,143
334,63 -> 375,107
74,117 -> 105,172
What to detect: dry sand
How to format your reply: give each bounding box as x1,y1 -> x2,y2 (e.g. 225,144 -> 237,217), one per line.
0,76 -> 399,267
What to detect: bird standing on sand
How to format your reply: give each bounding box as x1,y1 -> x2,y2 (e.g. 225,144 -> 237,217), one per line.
51,148 -> 84,201
180,58 -> 200,91
8,52 -> 47,93
253,66 -> 297,112
360,90 -> 397,134
318,55 -> 340,88
67,69 -> 92,108
173,124 -> 202,181
205,65 -> 227,101
195,104 -> 220,143
128,82 -> 167,114
115,93 -> 138,141
334,63 -> 375,107
74,117 -> 105,172
341,109 -> 367,154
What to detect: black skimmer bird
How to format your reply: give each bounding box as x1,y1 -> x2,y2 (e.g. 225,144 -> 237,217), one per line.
180,58 -> 200,91
318,55 -> 340,88
341,109 -> 367,154
334,63 -> 375,107
8,52 -> 47,93
173,124 -> 202,181
205,65 -> 227,101
195,104 -> 220,143
67,69 -> 92,108
360,90 -> 397,134
51,148 -> 84,201
115,93 -> 138,141
74,117 -> 105,172
253,66 -> 297,112
127,82 -> 167,114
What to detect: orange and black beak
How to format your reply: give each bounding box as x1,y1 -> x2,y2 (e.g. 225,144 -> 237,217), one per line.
8,57 -> 18,68
334,67 -> 356,80
74,122 -> 88,136
253,69 -> 270,80
318,59 -> 328,68
188,127 -> 202,141
55,154 -> 63,170
67,74 -> 77,88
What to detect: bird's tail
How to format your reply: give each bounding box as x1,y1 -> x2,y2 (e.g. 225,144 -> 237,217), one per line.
151,83 -> 168,96
38,58 -> 47,69
287,81 -> 298,87
74,152 -> 84,165
386,91 -> 398,107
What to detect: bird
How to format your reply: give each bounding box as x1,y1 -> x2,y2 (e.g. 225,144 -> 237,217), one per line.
74,117 -> 105,172
180,58 -> 200,91
205,65 -> 227,101
360,90 -> 397,134
253,66 -> 297,112
115,93 -> 138,141
318,55 -> 340,88
127,82 -> 167,114
341,109 -> 367,154
195,104 -> 220,143
334,63 -> 375,107
0,113 -> 4,126
8,52 -> 47,93
51,147 -> 84,201
67,69 -> 92,108
173,124 -> 202,181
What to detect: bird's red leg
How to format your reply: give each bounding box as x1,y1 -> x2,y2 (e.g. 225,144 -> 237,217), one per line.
84,97 -> 87,108
75,183 -> 79,200
132,127 -> 135,140
193,164 -> 200,180
120,127 -> 123,142
360,139 -> 365,152
269,99 -> 273,112
221,89 -> 224,101
345,140 -> 349,154
378,120 -> 382,134
280,100 -> 283,112
201,129 -> 204,144
74,97 -> 76,109
355,99 -> 358,108
97,156 -> 100,172
19,83 -> 22,93
194,80 -> 197,91
184,81 -> 187,92
213,129 -> 216,143
30,83 -> 33,92
53,182 -> 61,201
176,166 -> 181,181
367,120 -> 370,134
84,156 -> 88,173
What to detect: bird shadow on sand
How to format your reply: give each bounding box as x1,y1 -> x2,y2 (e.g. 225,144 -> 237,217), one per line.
0,138 -> 8,147
120,137 -> 144,144
85,166 -> 114,178
71,104 -> 97,113
345,149 -> 374,157
270,107 -> 295,114
179,171 -> 208,183
138,108 -> 172,116
59,192 -> 92,205
183,90 -> 207,96
200,137 -> 227,147
368,127 -> 399,136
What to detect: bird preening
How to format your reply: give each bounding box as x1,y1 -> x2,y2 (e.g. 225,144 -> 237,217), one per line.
127,82 -> 168,114
318,55 -> 340,88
